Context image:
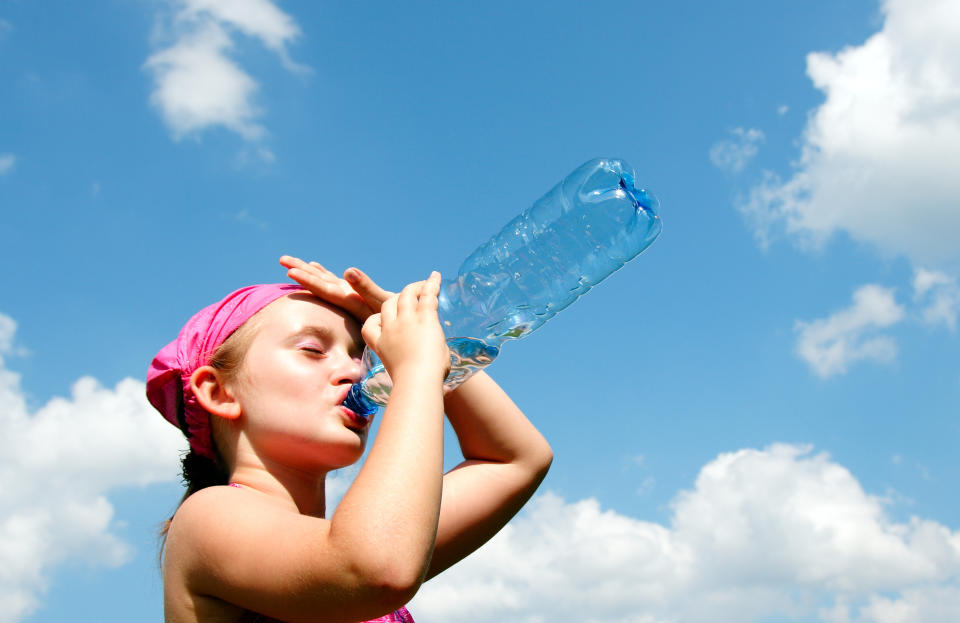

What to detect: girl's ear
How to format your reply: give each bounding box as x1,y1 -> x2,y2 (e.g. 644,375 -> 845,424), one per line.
190,366 -> 242,420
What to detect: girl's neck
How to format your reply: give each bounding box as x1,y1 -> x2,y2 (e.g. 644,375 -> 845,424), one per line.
229,459 -> 327,517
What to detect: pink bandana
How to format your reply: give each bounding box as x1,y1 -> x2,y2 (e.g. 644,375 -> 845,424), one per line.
146,284 -> 304,459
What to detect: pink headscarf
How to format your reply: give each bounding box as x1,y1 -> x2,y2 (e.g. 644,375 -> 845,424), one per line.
146,284 -> 304,459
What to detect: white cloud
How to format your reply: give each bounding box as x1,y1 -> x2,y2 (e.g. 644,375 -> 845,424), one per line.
794,285 -> 905,378
913,268 -> 960,331
0,313 -> 185,622
144,0 -> 303,141
0,153 -> 15,175
777,104 -> 789,116
740,0 -> 960,266
709,127 -> 765,173
860,585 -> 960,622
411,444 -> 960,623
179,0 -> 303,68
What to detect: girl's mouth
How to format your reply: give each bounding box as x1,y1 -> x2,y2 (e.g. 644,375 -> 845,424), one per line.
339,405 -> 370,432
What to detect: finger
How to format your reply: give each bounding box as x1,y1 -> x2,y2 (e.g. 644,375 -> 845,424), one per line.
379,294 -> 399,324
344,267 -> 392,310
361,313 -> 382,347
281,256 -> 339,281
286,266 -> 340,293
396,280 -> 426,316
418,271 -> 441,310
279,255 -> 313,271
308,261 -> 338,278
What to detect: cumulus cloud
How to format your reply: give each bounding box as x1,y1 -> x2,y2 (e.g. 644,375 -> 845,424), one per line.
411,444 -> 960,623
709,127 -> 765,173
794,285 -> 905,378
0,153 -> 15,175
739,0 -> 960,266
913,268 -> 960,331
0,313 -> 185,622
144,0 -> 303,141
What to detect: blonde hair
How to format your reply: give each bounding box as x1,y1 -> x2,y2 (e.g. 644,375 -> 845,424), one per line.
159,315 -> 263,551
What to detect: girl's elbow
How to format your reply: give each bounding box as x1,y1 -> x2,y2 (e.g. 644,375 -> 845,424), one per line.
348,553 -> 428,608
535,445 -> 553,479
520,439 -> 553,484
531,434 -> 554,474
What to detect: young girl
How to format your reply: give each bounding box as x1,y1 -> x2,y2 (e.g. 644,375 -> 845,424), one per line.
148,255 -> 553,623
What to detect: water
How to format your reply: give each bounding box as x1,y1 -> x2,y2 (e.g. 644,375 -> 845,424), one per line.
343,337 -> 500,414
342,157 -> 661,417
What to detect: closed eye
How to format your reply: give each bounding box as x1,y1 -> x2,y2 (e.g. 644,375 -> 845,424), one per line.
298,344 -> 327,356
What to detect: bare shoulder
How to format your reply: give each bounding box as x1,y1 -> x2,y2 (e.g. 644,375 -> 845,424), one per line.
164,486 -> 415,622
163,487 -> 257,622
166,485 -> 246,555
166,485 -> 325,568
163,486 -> 346,620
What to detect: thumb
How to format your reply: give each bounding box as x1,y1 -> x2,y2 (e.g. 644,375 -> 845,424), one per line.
361,313 -> 383,350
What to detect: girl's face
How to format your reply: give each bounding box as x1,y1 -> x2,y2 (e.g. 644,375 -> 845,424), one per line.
230,293 -> 368,471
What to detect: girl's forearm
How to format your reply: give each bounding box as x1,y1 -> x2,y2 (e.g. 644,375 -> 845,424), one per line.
423,372 -> 552,578
328,375 -> 445,593
444,372 -> 553,470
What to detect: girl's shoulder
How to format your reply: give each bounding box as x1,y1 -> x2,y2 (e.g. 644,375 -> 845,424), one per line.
169,485 -> 245,532
164,485 -> 330,621
166,484 -> 332,580
164,486 -> 240,564
168,484 -> 303,544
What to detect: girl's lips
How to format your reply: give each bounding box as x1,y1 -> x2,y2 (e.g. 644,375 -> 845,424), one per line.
339,405 -> 370,431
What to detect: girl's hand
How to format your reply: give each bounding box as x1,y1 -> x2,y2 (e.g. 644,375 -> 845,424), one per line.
280,255 -> 391,322
362,272 -> 450,384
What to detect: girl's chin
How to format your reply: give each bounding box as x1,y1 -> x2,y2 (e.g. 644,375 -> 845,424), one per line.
261,433 -> 366,472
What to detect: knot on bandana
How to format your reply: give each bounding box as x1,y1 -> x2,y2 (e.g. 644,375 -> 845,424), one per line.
146,284 -> 303,459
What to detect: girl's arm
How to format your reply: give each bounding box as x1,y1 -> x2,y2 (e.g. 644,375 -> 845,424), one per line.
427,371 -> 553,578
281,260 -> 552,576
167,275 -> 450,623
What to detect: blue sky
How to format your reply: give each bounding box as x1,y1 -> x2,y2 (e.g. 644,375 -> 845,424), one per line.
2,1 -> 959,621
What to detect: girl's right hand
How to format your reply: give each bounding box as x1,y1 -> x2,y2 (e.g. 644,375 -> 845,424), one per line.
361,271 -> 450,385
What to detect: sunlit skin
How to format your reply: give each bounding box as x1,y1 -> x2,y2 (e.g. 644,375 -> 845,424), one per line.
162,260 -> 553,623
218,294 -> 370,515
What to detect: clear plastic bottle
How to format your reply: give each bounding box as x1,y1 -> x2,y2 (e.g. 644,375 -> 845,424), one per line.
344,157 -> 661,416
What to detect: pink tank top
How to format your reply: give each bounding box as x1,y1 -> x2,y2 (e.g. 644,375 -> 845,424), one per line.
238,606 -> 414,623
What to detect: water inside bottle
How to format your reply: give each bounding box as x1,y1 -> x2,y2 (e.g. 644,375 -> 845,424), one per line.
344,337 -> 501,413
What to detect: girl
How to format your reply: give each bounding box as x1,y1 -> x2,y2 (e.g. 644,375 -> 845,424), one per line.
148,256 -> 553,623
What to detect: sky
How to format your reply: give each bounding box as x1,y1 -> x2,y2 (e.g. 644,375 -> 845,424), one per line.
1,0 -> 959,621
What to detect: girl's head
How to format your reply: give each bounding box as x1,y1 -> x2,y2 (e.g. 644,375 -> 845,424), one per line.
147,284 -> 304,460
149,284 -> 369,486
148,284 -> 368,477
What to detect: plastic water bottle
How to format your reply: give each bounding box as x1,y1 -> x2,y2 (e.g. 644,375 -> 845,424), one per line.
344,157 -> 662,416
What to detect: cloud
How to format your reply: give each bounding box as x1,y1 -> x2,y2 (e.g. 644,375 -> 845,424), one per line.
913,268 -> 960,331
144,0 -> 303,141
410,444 -> 960,623
0,153 -> 15,176
0,313 -> 185,622
179,0 -> 303,68
709,127 -> 765,173
794,285 -> 905,378
739,0 -> 960,266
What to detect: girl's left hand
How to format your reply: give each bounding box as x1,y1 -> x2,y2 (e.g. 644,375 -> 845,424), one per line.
280,255 -> 392,322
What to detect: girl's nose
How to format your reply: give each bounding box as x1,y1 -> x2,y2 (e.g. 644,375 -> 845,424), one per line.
333,353 -> 364,385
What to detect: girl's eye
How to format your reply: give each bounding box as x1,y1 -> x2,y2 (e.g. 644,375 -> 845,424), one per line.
299,344 -> 326,356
